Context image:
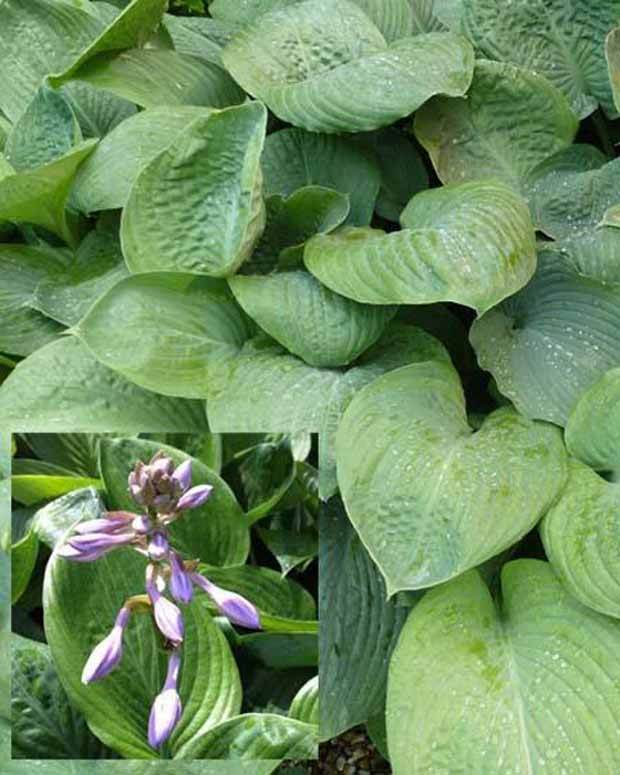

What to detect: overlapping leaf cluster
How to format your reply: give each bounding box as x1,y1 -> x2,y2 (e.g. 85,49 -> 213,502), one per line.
2,0 -> 620,771
9,432 -> 318,762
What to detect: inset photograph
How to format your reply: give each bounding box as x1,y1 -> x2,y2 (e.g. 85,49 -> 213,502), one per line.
9,432 -> 318,764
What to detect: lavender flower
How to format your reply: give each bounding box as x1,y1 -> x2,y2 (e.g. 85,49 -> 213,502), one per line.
148,531 -> 169,561
146,564 -> 184,645
169,552 -> 193,604
74,513 -> 133,534
56,543 -> 110,562
176,485 -> 213,511
148,649 -> 182,749
171,459 -> 192,491
69,531 -> 135,553
191,573 -> 261,630
81,606 -> 131,684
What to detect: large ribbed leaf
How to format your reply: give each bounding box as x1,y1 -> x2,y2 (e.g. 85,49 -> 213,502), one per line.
565,367 -> 620,470
72,106 -> 210,213
305,179 -> 536,314
164,15 -> 237,65
121,103 -> 266,277
207,325 -> 450,498
0,244 -> 69,356
607,27 -> 620,112
320,499 -> 408,741
44,547 -> 242,759
289,676 -> 318,726
0,338 -> 209,432
4,763 -> 279,775
67,50 -> 245,110
0,140 -> 96,246
229,271 -> 395,367
48,0 -> 167,86
261,127 -> 380,226
387,560 -> 620,774
463,0 -> 620,118
541,459 -> 620,618
415,60 -> 577,191
470,231 -> 620,426
337,361 -> 567,593
221,0 -> 473,133
181,713 -> 317,759
527,146 -> 620,240
77,273 -> 253,398
34,229 -> 129,327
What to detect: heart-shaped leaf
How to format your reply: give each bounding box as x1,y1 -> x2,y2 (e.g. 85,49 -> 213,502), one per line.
262,127 -> 380,226
541,459 -> 620,618
44,547 -> 242,759
387,560 -> 620,773
11,633 -> 109,758
221,0 -> 473,133
470,232 -> 620,425
72,106 -> 210,213
289,676 -> 318,726
320,498 -> 408,741
305,179 -> 536,314
77,273 -> 253,399
0,338 -> 209,432
99,436 -> 249,566
0,244 -> 68,356
121,103 -> 266,277
463,0 -> 618,118
181,713 -> 317,759
527,145 -> 620,240
565,367 -> 620,470
336,361 -> 567,593
415,59 -> 577,191
229,271 -> 395,367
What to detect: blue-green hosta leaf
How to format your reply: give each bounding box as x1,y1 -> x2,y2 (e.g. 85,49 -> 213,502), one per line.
0,244 -> 69,356
541,459 -> 620,619
235,439 -> 297,526
257,525 -> 317,576
34,229 -> 129,327
164,15 -> 237,65
100,437 -> 248,566
289,676 -> 318,725
181,713 -> 317,759
63,79 -> 137,139
72,106 -> 210,213
410,0 -> 461,32
31,487 -> 105,549
68,49 -> 245,109
48,0 -> 168,86
388,560 -> 620,773
23,434 -> 106,479
44,547 -> 242,759
470,232 -> 620,426
337,361 -> 568,593
207,324 -> 450,498
356,127 -> 429,222
229,271 -> 395,368
463,0 -> 620,119
12,633 -> 109,758
0,337 -> 209,432
121,103 -> 266,277
415,59 -> 577,192
5,86 -> 81,171
0,140 -> 96,246
527,145 -> 620,240
320,499 -> 408,741
565,367 -> 620,470
0,0 -> 103,122
305,179 -> 536,314
3,763 -> 280,775
262,128 -> 380,226
77,273 -> 253,399
245,187 -> 350,274
221,0 -> 474,133
606,27 -> 620,113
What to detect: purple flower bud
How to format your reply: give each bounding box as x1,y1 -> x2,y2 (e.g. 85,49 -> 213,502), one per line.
169,552 -> 193,604
56,543 -> 109,562
171,460 -> 192,493
148,531 -> 170,561
74,514 -> 133,535
190,573 -> 261,630
146,565 -> 184,645
132,514 -> 151,534
153,493 -> 175,512
148,650 -> 182,748
81,606 -> 131,684
176,485 -> 213,511
69,531 -> 135,553
150,454 -> 174,478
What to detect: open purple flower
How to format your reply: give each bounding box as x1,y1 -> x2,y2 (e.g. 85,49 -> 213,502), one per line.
81,606 -> 131,684
148,649 -> 183,749
146,564 -> 184,645
191,573 -> 261,630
